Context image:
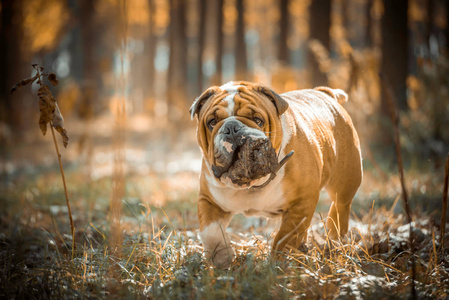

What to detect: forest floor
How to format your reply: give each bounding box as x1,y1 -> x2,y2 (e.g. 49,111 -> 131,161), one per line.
1,114 -> 448,299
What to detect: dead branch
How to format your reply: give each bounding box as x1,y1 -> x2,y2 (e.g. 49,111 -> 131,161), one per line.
441,153 -> 449,249
379,72 -> 416,300
11,64 -> 74,246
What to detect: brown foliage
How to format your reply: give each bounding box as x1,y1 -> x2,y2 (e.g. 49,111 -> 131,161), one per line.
11,64 -> 68,147
10,63 -> 74,246
37,85 -> 55,135
10,74 -> 39,94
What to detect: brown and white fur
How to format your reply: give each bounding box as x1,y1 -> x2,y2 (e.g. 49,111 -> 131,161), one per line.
190,81 -> 362,267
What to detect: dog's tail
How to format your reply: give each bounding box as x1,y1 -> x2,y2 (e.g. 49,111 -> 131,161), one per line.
315,87 -> 348,105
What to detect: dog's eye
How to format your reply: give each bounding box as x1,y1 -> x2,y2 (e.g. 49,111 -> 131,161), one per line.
207,118 -> 217,130
253,117 -> 264,127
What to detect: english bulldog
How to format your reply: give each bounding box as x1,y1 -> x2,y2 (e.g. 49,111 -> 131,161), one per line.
190,81 -> 362,267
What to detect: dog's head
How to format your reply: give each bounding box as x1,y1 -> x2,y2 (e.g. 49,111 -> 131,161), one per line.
190,81 -> 289,189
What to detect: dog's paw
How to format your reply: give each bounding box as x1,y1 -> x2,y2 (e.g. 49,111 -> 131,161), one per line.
207,246 -> 235,268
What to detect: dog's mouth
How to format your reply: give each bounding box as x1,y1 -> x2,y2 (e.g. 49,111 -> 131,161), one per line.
212,137 -> 245,179
212,137 -> 289,188
225,143 -> 244,175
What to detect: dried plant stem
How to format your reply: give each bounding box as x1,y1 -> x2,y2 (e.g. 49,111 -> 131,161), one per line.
50,122 -> 75,242
441,153 -> 449,248
379,73 -> 416,300
109,0 -> 128,259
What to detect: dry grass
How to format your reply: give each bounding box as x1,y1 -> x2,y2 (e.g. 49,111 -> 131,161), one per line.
1,166 -> 448,299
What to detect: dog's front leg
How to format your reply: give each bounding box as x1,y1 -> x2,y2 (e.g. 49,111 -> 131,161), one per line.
272,194 -> 319,254
198,197 -> 234,268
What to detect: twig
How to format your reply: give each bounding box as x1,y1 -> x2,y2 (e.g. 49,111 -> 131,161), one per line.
441,153 -> 449,248
50,122 -> 75,245
379,72 -> 416,300
11,64 -> 74,245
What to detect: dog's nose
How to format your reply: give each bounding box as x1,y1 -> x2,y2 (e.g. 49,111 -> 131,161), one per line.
222,120 -> 242,139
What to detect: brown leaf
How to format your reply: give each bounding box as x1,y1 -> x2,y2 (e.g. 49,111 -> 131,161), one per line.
55,127 -> 69,148
48,73 -> 59,86
52,102 -> 64,128
37,85 -> 56,136
52,102 -> 69,147
11,74 -> 39,94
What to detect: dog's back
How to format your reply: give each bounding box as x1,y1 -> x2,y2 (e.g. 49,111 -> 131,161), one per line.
281,87 -> 362,240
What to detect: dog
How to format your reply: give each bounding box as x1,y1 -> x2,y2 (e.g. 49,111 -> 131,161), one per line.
190,81 -> 362,267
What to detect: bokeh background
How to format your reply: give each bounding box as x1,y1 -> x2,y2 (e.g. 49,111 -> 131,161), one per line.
1,0 -> 449,298
1,0 -> 449,246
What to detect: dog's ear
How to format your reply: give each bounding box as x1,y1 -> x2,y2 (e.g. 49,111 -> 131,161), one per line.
190,87 -> 219,120
256,85 -> 289,115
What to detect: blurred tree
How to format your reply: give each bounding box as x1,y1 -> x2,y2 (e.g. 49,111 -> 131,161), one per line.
146,0 -> 156,100
0,0 -> 25,129
366,0 -> 373,47
308,0 -> 331,87
235,0 -> 248,79
214,0 -> 224,86
342,0 -> 370,49
426,0 -> 434,45
197,0 -> 207,93
445,0 -> 449,49
426,0 -> 448,51
167,0 -> 188,119
381,0 -> 408,112
22,0 -> 69,55
278,0 -> 290,65
79,0 -> 98,120
341,0 -> 350,42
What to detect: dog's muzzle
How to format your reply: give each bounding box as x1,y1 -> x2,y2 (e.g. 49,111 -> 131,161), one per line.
211,118 -> 295,188
212,119 -> 248,178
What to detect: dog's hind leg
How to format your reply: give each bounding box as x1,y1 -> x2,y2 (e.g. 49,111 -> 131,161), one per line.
272,192 -> 320,254
325,145 -> 362,240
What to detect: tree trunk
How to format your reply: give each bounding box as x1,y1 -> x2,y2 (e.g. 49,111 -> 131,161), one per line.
167,0 -> 175,113
167,0 -> 188,120
308,0 -> 331,87
197,0 -> 207,93
214,0 -> 224,85
426,0 -> 434,46
235,0 -> 248,79
342,0 -> 350,41
446,0 -> 449,49
146,0 -> 156,100
366,0 -> 373,48
80,0 -> 98,119
381,0 -> 408,112
0,0 -> 25,129
278,0 -> 290,65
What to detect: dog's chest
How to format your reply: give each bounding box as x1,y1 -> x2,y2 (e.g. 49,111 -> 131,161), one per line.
208,171 -> 287,217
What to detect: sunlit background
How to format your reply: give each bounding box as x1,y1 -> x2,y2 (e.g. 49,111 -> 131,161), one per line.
0,0 -> 448,213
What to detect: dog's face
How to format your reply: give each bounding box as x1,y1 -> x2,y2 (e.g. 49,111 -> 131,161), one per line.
190,81 -> 289,189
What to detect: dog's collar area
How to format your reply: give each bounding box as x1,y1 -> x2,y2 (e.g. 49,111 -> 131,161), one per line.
249,150 -> 295,191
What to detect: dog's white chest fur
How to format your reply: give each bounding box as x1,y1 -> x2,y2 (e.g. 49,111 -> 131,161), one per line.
207,169 -> 287,217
